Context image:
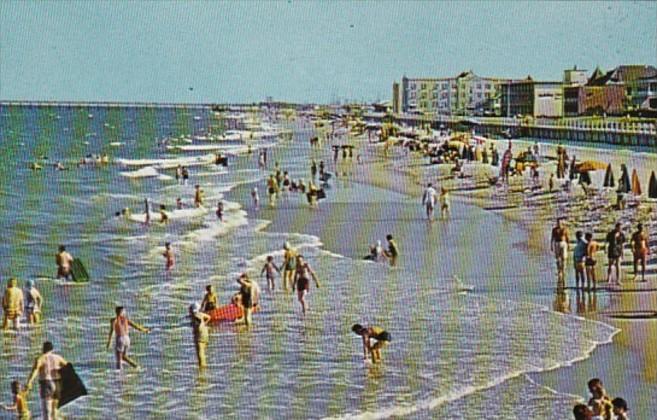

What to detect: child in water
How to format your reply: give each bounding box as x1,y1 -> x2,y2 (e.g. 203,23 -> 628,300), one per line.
352,324 -> 391,363
163,242 -> 174,272
260,256 -> 281,291
1,380 -> 30,420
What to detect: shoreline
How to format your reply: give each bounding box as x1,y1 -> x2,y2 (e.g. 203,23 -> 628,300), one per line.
228,130 -> 646,415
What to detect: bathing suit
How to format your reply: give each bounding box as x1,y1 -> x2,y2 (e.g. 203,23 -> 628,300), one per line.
240,285 -> 253,309
114,316 -> 131,352
370,326 -> 391,342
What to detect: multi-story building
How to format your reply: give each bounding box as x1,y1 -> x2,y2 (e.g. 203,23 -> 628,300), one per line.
399,71 -> 517,116
563,85 -> 626,116
587,65 -> 657,110
563,66 -> 588,87
500,78 -> 564,118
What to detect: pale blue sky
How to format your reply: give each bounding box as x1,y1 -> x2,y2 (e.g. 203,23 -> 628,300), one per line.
1,1 -> 655,103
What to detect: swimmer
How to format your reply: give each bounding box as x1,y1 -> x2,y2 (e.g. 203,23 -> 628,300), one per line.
24,280 -> 42,324
200,285 -> 218,312
260,255 -> 281,291
175,165 -> 183,184
2,278 -> 24,330
189,303 -> 211,368
351,324 -> 391,363
55,245 -> 74,281
159,205 -> 169,224
106,306 -> 150,370
1,380 -> 30,420
181,166 -> 189,185
144,198 -> 151,225
176,198 -> 183,210
194,185 -> 204,208
267,176 -> 278,207
163,242 -> 174,272
292,255 -> 320,315
631,223 -> 649,282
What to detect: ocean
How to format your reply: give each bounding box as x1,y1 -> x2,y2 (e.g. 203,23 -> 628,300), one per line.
0,105 -> 617,419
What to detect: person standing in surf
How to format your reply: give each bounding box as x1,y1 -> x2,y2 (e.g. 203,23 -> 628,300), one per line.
1,380 -> 30,420
55,245 -> 74,281
292,255 -> 320,315
215,201 -> 224,222
584,232 -> 599,291
25,341 -> 67,420
236,274 -> 257,326
261,256 -> 281,291
422,183 -> 437,221
282,242 -> 298,291
2,278 -> 24,330
106,306 -> 150,370
251,187 -> 260,210
631,223 -> 649,282
163,242 -> 174,272
439,187 -> 451,219
24,280 -> 43,324
550,219 -> 569,269
351,324 -> 391,363
189,303 -> 211,368
194,184 -> 204,208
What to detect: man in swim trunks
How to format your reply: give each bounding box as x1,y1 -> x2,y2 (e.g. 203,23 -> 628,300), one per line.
439,187 -> 450,219
282,242 -> 298,291
106,306 -> 150,370
605,223 -> 626,285
422,183 -> 437,221
292,255 -> 321,315
159,205 -> 169,224
200,285 -> 218,312
55,245 -> 74,280
2,278 -> 24,330
25,341 -> 67,420
384,234 -> 399,267
24,280 -> 43,324
550,219 -> 569,267
251,187 -> 260,210
631,223 -> 649,282
587,378 -> 613,420
352,324 -> 391,363
215,201 -> 224,221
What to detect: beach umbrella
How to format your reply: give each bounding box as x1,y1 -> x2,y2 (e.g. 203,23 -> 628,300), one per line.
649,171 -> 657,199
618,165 -> 631,193
631,169 -> 642,195
603,164 -> 615,188
575,160 -> 608,172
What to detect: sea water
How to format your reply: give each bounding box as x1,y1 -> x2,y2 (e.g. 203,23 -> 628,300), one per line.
0,106 -> 616,419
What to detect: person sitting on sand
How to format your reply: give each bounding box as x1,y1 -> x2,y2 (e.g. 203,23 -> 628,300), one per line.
352,324 -> 391,363
200,285 -> 218,312
55,245 -> 74,281
631,223 -> 649,282
605,223 -> 626,285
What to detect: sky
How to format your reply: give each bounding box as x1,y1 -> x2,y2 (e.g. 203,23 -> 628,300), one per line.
1,1 -> 656,104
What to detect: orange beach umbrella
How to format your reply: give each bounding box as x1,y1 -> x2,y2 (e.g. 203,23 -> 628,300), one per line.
575,160 -> 608,172
631,169 -> 642,195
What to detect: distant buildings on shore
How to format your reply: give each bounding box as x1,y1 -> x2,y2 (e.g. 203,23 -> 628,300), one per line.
394,65 -> 657,118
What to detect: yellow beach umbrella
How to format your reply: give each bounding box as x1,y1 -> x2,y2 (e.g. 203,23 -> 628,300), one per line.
576,160 -> 608,172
